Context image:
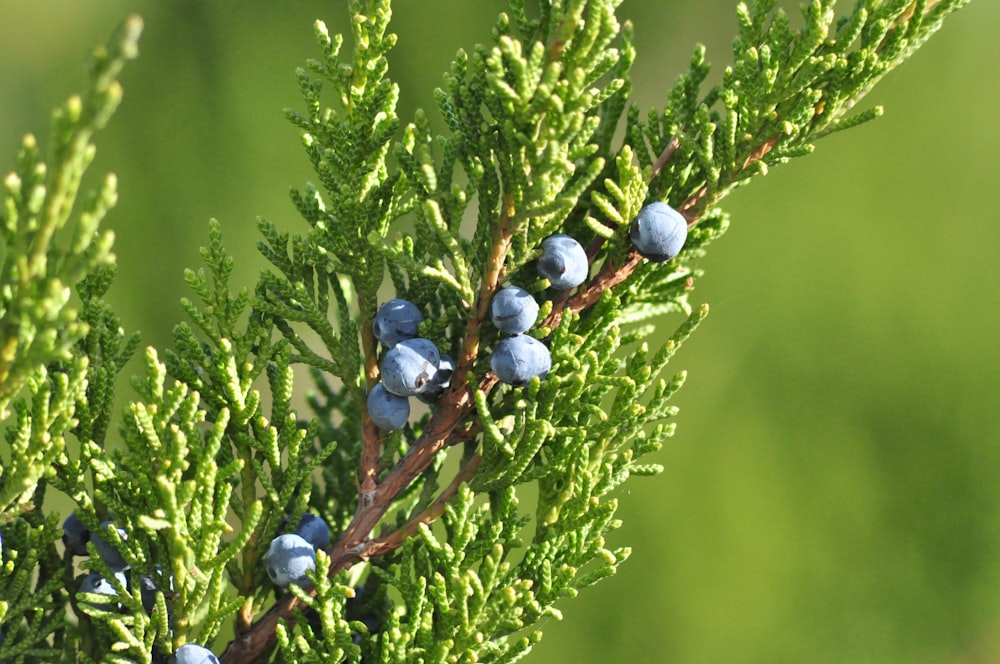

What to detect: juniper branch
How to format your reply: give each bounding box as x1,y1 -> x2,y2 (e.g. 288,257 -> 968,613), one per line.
220,1 -> 971,660
0,1 -> 974,662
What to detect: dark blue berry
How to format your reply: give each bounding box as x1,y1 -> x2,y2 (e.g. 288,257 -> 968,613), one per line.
294,513 -> 331,551
92,521 -> 129,571
373,299 -> 423,348
78,570 -> 126,610
367,383 -> 410,430
139,574 -> 158,614
416,353 -> 454,404
62,513 -> 91,556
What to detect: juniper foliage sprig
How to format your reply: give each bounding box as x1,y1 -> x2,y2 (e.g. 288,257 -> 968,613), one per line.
0,16 -> 141,419
636,0 -> 972,216
0,17 -> 143,663
0,1 -> 972,663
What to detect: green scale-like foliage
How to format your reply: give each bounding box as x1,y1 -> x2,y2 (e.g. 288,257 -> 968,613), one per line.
0,0 -> 970,662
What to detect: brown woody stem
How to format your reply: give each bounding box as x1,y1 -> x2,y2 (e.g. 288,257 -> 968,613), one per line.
357,285 -> 383,496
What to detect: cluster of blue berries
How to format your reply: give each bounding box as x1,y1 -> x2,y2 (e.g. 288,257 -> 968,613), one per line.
61,510 -> 335,660
63,514 -> 164,613
367,299 -> 454,431
367,202 -> 686,418
489,200 -> 687,383
62,513 -> 215,662
488,234 -> 589,386
262,514 -> 381,646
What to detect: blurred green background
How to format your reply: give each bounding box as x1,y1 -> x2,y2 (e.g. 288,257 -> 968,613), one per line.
2,2 -> 998,662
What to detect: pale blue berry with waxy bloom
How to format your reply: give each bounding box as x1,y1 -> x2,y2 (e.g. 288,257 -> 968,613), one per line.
265,533 -> 316,589
380,338 -> 441,397
173,643 -> 220,664
367,382 -> 411,430
629,201 -> 688,263
537,234 -> 588,289
490,335 -> 552,386
491,286 -> 540,335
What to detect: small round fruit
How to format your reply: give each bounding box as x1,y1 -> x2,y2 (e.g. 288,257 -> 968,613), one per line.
63,513 -> 91,556
367,383 -> 411,430
265,533 -> 316,589
139,575 -> 159,614
629,201 -> 688,262
174,643 -> 221,664
380,338 -> 441,397
416,353 -> 454,404
294,513 -> 331,551
78,570 -> 126,610
491,286 -> 540,334
92,521 -> 129,571
537,234 -> 588,289
139,567 -> 175,616
373,299 -> 423,348
490,335 -> 552,386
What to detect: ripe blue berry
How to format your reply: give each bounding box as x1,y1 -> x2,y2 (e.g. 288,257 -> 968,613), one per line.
537,234 -> 588,289
92,521 -> 129,571
174,644 -> 220,664
139,575 -> 158,614
491,286 -> 539,334
416,353 -> 454,404
629,201 -> 688,262
380,338 -> 441,397
78,570 -> 126,610
373,299 -> 423,348
62,513 -> 91,556
294,513 -> 331,551
345,584 -> 384,644
265,533 -> 316,589
490,335 -> 552,386
367,382 -> 410,430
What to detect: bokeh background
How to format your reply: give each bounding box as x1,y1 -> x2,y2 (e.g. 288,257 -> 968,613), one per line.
2,2 -> 998,662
